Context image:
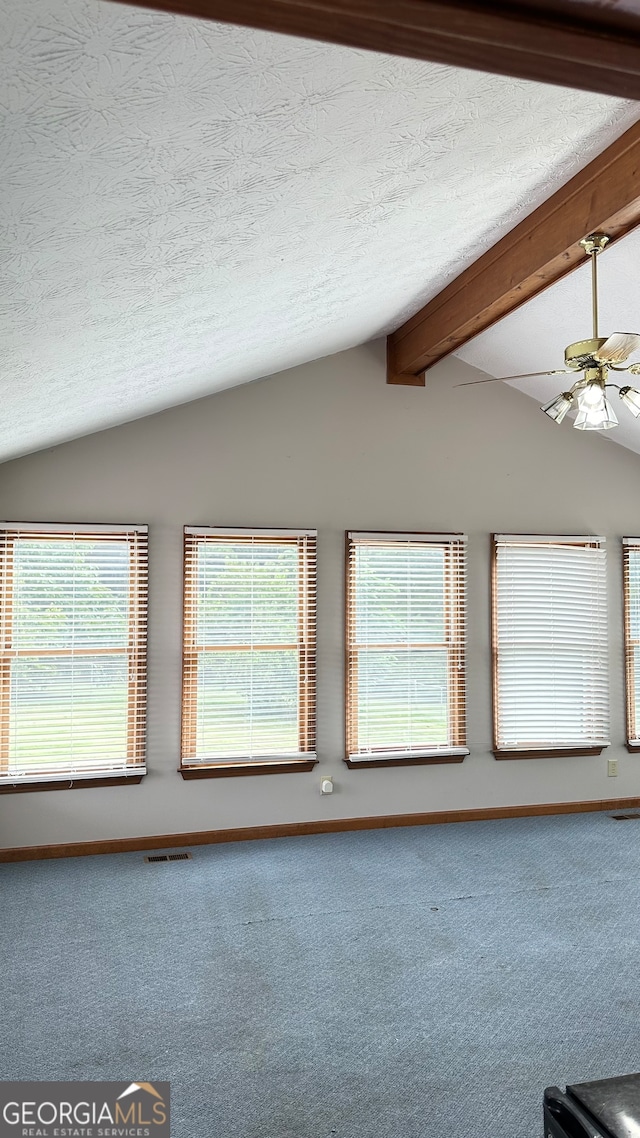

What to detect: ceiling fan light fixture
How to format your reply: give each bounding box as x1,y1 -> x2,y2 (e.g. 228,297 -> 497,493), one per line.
619,385 -> 640,418
477,235 -> 640,435
541,391 -> 573,423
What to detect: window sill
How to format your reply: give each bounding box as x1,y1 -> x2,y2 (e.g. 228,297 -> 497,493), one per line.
180,758 -> 318,779
0,773 -> 145,794
493,746 -> 606,760
626,743 -> 640,753
344,752 -> 467,769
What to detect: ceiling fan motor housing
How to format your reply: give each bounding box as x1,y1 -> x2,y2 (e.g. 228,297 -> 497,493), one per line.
564,337 -> 609,370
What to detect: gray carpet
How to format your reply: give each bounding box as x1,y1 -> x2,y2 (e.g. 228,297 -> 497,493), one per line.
2,811 -> 640,1138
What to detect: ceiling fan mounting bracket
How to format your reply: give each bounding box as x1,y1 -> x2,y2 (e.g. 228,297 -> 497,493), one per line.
564,337 -> 609,369
579,233 -> 610,256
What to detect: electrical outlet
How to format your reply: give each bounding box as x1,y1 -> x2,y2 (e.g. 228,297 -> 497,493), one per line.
608,758 -> 618,777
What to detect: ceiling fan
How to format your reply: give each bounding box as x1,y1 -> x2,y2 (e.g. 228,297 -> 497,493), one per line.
459,234 -> 640,431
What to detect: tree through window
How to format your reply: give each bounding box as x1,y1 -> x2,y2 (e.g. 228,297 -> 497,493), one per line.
0,524 -> 148,787
181,528 -> 316,772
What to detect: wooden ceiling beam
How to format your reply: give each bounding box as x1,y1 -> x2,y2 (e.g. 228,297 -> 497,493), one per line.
110,0 -> 640,101
387,121 -> 640,385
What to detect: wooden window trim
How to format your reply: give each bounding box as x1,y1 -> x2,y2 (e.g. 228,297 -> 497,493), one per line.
0,774 -> 144,794
493,747 -> 606,761
180,758 -> 318,779
491,537 -> 500,753
345,531 -> 466,764
298,537 -> 316,756
623,541 -> 640,749
0,536 -> 13,768
0,527 -> 147,787
181,528 -> 317,772
345,753 -> 466,769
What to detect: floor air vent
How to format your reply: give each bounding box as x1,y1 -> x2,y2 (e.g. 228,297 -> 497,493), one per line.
611,813 -> 640,821
144,852 -> 193,863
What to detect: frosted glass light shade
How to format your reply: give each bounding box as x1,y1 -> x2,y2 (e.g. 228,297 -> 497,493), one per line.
569,396 -> 614,430
620,386 -> 640,417
578,381 -> 606,412
541,392 -> 572,423
573,387 -> 618,430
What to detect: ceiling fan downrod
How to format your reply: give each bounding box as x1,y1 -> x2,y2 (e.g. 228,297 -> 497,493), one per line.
579,233 -> 609,340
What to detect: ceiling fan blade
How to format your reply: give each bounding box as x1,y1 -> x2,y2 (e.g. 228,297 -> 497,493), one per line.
595,332 -> 640,365
455,369 -> 569,387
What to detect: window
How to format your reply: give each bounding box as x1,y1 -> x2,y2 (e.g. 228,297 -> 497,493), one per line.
623,539 -> 640,749
345,532 -> 467,767
0,523 -> 148,790
492,534 -> 609,758
181,528 -> 317,776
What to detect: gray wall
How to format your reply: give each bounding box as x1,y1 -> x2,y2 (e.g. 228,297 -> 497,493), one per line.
2,341 -> 640,849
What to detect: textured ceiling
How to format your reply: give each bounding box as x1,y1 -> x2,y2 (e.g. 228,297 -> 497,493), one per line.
2,0 -> 639,461
456,227 -> 640,455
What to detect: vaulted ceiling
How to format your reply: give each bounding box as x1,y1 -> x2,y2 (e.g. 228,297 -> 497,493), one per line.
2,0 -> 639,461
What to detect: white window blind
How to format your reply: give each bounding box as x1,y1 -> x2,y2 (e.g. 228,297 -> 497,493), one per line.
0,523 -> 148,784
181,528 -> 316,766
623,539 -> 640,746
346,532 -> 467,762
492,535 -> 609,753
